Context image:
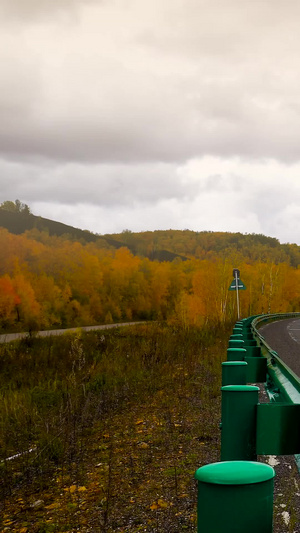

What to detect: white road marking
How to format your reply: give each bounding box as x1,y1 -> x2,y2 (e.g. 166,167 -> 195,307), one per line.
287,320 -> 300,344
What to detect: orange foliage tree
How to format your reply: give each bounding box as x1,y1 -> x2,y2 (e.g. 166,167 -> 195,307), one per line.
0,275 -> 21,326
0,229 -> 299,332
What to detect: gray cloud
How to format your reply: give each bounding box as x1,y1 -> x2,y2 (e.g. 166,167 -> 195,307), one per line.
0,0 -> 99,22
1,1 -> 300,244
2,155 -> 300,244
0,159 -> 198,207
0,0 -> 300,165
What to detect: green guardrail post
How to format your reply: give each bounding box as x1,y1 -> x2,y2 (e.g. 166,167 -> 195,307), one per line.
257,403 -> 300,455
222,361 -> 247,386
243,339 -> 257,347
245,356 -> 267,383
195,461 -> 275,533
221,385 -> 259,460
227,347 -> 247,361
228,339 -> 245,348
243,333 -> 255,340
232,327 -> 243,334
244,345 -> 261,357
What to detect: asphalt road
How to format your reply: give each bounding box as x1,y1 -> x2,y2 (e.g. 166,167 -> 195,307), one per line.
259,317 -> 300,377
0,322 -> 145,344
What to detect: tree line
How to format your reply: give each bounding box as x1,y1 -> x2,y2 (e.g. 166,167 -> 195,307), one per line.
0,226 -> 299,332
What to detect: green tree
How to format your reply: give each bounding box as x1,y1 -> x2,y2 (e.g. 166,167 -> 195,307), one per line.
0,200 -> 18,212
0,199 -> 31,214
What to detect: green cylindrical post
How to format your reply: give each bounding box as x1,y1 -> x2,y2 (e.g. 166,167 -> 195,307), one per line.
227,347 -> 247,361
229,333 -> 243,340
195,461 -> 275,533
221,385 -> 259,461
222,361 -> 247,386
232,327 -> 243,334
228,339 -> 245,349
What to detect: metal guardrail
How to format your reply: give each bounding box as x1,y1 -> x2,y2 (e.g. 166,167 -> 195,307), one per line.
195,312 -> 300,532
251,313 -> 300,460
252,313 -> 300,404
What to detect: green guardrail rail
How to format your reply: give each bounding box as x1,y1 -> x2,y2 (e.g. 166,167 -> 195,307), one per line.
252,313 -> 300,458
252,313 -> 300,404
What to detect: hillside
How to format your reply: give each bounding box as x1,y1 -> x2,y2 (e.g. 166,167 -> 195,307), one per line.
0,208 -> 186,263
114,229 -> 300,266
0,207 -> 110,245
1,203 -> 300,265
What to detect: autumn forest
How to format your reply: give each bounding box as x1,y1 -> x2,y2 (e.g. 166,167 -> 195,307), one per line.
1,203 -> 300,333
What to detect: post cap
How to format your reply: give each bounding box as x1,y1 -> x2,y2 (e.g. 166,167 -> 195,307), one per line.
222,361 -> 248,366
221,385 -> 259,392
195,461 -> 275,485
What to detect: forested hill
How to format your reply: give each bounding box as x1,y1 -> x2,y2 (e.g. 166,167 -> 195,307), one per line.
0,207 -> 104,244
0,208 -> 186,263
1,201 -> 300,266
1,201 -> 300,332
113,229 -> 300,266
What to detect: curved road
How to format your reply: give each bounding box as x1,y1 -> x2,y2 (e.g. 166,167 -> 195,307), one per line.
259,317 -> 300,377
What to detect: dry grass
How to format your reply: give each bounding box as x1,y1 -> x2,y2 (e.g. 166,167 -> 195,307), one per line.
0,323 -> 228,532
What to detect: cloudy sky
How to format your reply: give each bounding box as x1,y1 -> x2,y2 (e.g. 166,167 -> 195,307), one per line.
1,0 -> 300,244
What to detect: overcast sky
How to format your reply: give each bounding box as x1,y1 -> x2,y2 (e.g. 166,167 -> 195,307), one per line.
1,0 -> 300,244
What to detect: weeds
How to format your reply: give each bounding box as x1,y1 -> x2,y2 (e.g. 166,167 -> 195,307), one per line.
0,321 -> 229,531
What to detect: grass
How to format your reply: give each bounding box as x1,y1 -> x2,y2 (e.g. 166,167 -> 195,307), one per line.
0,322 -> 229,532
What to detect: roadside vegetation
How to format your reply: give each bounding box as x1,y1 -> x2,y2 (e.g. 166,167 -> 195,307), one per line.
0,322 -> 227,532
